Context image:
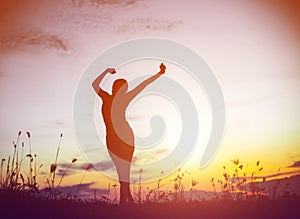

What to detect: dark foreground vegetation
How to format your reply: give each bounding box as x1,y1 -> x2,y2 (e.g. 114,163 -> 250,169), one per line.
0,190 -> 299,219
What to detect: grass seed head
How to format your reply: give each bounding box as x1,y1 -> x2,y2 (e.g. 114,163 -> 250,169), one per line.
50,164 -> 57,173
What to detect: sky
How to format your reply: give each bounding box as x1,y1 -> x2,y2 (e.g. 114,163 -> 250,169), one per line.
0,0 -> 300,194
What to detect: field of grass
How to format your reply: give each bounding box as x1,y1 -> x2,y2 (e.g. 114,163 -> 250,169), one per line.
0,190 -> 299,219
0,132 -> 299,218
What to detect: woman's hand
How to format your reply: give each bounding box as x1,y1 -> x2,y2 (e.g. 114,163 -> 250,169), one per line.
106,68 -> 116,74
159,63 -> 166,74
92,68 -> 115,96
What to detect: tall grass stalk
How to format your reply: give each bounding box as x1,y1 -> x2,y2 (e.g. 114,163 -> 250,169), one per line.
57,158 -> 77,187
50,133 -> 63,188
75,163 -> 91,199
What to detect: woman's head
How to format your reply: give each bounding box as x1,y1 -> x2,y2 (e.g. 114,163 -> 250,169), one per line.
112,79 -> 128,94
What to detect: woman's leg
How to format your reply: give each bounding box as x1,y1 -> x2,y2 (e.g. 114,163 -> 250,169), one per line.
120,181 -> 134,204
119,181 -> 127,205
109,151 -> 134,204
107,130 -> 134,204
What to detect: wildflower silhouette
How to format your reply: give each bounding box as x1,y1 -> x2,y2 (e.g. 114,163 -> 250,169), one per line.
92,63 -> 166,205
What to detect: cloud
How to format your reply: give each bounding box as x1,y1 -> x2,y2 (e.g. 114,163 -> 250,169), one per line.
58,160 -> 114,172
82,146 -> 101,153
58,162 -> 74,169
288,161 -> 300,168
261,170 -> 300,179
116,18 -> 182,33
235,170 -> 300,181
82,160 -> 115,171
133,148 -> 170,163
52,121 -> 64,126
43,120 -> 66,129
53,182 -> 109,199
57,182 -> 94,191
41,182 -> 108,199
71,0 -> 138,8
289,154 -> 300,160
0,31 -> 69,51
56,168 -> 75,177
41,160 -> 113,178
58,0 -> 141,30
247,174 -> 300,198
153,148 -> 169,155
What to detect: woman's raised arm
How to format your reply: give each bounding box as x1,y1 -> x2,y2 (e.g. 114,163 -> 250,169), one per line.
92,68 -> 115,98
126,63 -> 166,100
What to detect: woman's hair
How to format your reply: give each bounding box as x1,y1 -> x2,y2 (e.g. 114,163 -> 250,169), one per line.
112,79 -> 128,93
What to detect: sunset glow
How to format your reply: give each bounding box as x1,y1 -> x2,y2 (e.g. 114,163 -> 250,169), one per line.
0,0 -> 300,201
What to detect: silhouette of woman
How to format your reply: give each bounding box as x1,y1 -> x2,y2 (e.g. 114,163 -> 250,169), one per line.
92,63 -> 166,205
